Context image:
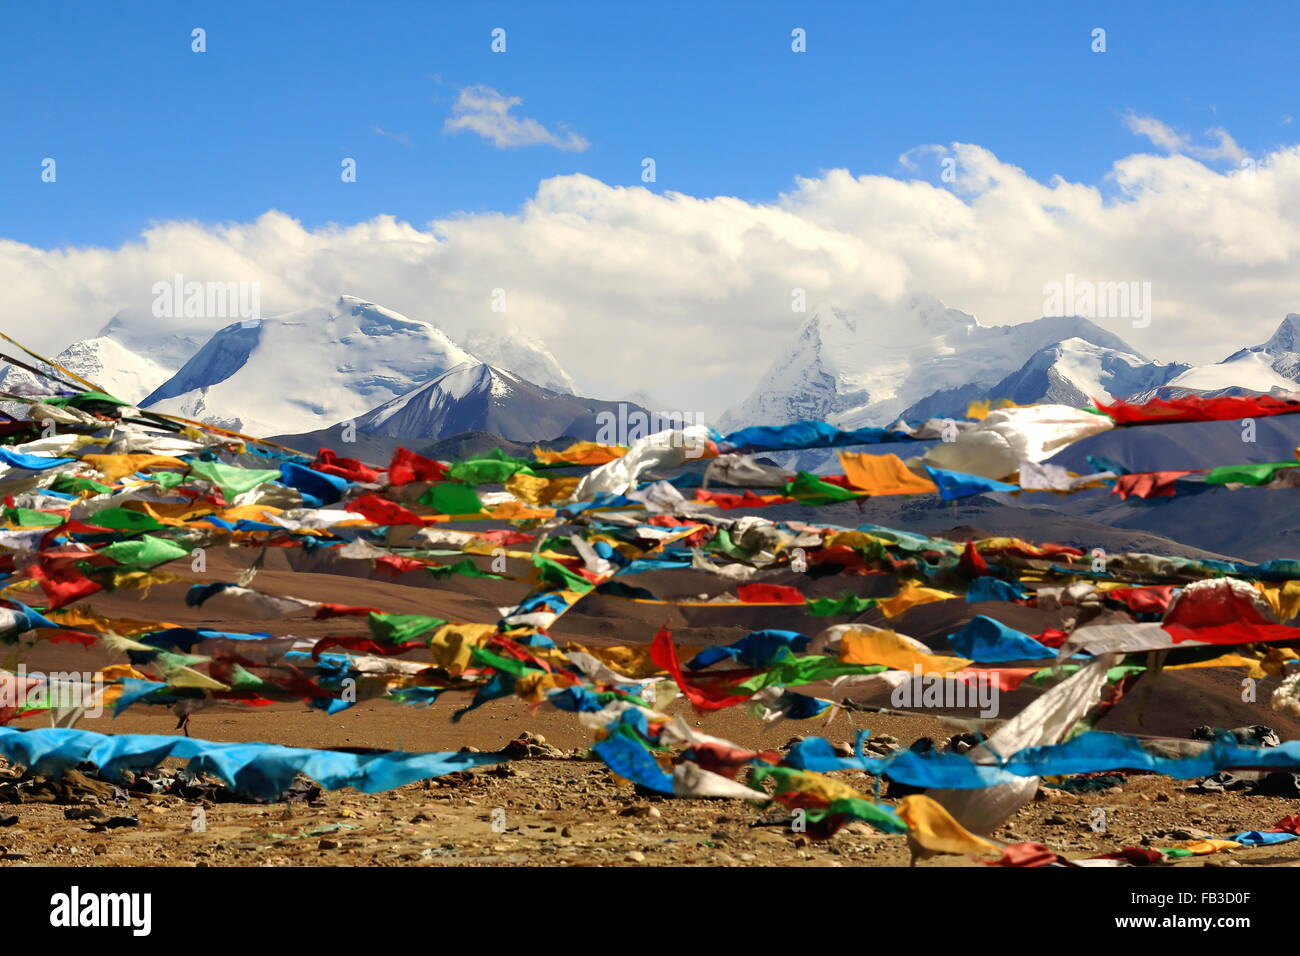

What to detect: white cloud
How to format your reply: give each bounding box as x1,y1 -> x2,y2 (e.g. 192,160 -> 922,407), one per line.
1124,111 -> 1249,165
372,126 -> 414,149
6,126 -> 1300,416
444,85 -> 588,152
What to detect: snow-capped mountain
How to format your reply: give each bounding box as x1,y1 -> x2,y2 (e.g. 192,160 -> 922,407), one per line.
622,389 -> 670,413
993,337 -> 1186,405
1226,313 -> 1300,381
97,306 -> 226,376
462,326 -> 577,395
298,361 -> 641,445
0,303 -> 221,405
1121,315 -> 1300,402
901,337 -> 1187,419
141,296 -> 475,436
718,295 -> 1153,430
1141,315 -> 1300,398
1158,352 -> 1297,395
0,334 -> 172,404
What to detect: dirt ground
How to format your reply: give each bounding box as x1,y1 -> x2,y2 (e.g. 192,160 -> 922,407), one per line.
5,545 -> 1300,867
4,695 -> 1300,868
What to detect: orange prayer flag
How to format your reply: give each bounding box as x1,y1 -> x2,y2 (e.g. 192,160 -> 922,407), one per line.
839,452 -> 938,495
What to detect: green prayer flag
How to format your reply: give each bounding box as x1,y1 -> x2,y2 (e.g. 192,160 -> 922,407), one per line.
2,507 -> 64,528
783,471 -> 865,506
98,534 -> 189,568
49,474 -> 111,496
417,482 -> 484,515
448,459 -> 535,484
366,612 -> 446,645
84,507 -> 167,532
425,557 -> 504,580
806,593 -> 878,616
735,657 -> 886,692
188,459 -> 281,498
533,555 -> 595,593
1205,460 -> 1299,486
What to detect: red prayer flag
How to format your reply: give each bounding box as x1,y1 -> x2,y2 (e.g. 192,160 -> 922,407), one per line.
736,583 -> 806,604
345,494 -> 426,526
312,449 -> 383,484
387,447 -> 448,486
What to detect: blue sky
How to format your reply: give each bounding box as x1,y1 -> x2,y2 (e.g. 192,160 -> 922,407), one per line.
5,0 -> 1300,249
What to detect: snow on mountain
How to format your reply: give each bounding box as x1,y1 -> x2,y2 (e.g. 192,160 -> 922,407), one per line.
901,338 -> 1187,421
0,334 -> 173,405
974,337 -> 1186,407
1160,314 -> 1300,394
1160,351 -> 1298,394
141,296 -> 475,436
622,389 -> 670,413
462,326 -> 577,395
97,306 -> 225,376
719,294 -> 1150,430
1226,313 -> 1300,380
317,361 -> 639,444
0,302 -> 217,406
1123,315 -> 1300,402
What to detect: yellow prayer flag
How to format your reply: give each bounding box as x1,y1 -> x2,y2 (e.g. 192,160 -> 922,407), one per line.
840,628 -> 971,673
80,454 -> 186,483
505,472 -> 581,505
878,580 -> 957,618
897,794 -> 1001,857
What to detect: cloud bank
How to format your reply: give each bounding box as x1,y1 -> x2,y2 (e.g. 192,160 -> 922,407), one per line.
5,136 -> 1300,415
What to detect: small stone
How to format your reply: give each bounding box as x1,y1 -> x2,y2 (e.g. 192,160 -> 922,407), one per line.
318,838 -> 340,850
1170,827 -> 1214,841
96,816 -> 139,830
625,850 -> 646,863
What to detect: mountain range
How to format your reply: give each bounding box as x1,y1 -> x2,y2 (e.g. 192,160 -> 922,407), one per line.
721,296 -> 1300,431
0,296 -> 590,441
6,292 -> 1300,458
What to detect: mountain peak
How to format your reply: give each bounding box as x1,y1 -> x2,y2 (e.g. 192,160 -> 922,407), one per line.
719,295 -> 1148,430
141,298 -> 475,436
462,324 -> 577,395
352,360 -> 623,443
1262,313 -> 1300,353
